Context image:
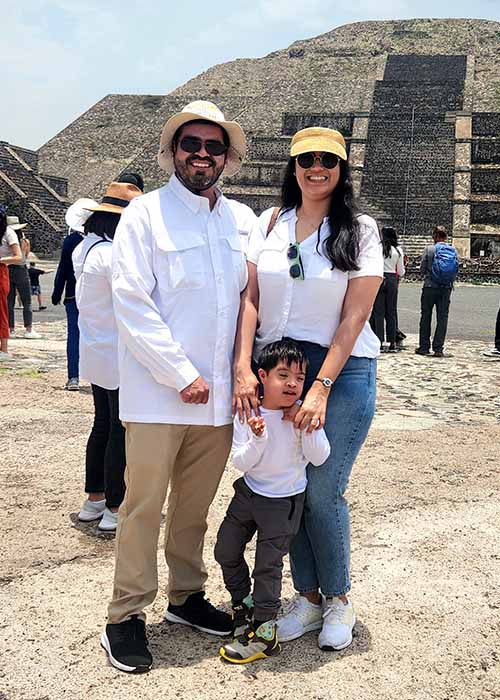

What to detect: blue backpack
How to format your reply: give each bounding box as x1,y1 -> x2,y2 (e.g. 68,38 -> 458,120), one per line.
431,243 -> 459,286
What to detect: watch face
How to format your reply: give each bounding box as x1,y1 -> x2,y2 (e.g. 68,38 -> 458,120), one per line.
323,378 -> 333,388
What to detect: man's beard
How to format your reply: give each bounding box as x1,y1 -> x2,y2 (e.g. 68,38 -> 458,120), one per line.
175,155 -> 224,192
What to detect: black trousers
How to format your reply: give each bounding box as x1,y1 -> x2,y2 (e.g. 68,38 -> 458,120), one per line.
85,384 -> 126,509
370,272 -> 398,345
215,477 -> 305,622
418,287 -> 452,353
495,307 -> 500,350
7,265 -> 32,329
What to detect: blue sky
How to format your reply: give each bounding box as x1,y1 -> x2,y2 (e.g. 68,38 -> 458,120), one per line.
2,1 -> 499,150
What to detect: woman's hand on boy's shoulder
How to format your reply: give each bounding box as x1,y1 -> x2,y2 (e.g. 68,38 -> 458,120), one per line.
248,415 -> 266,438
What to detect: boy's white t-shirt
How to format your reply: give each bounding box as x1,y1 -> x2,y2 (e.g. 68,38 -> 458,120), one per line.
231,407 -> 331,498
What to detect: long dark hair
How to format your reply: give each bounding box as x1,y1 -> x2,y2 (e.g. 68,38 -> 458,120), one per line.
0,207 -> 6,237
83,211 -> 121,239
381,226 -> 398,258
280,157 -> 361,271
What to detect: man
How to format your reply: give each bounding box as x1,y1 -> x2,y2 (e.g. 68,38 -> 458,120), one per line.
101,101 -> 254,673
415,225 -> 458,358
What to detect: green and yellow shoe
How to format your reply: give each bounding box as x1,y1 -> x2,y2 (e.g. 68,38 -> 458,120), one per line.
219,620 -> 280,664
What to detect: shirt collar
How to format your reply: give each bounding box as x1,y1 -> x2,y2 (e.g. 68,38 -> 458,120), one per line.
169,173 -> 223,214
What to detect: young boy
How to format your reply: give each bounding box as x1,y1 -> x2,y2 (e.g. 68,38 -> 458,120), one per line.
28,262 -> 47,311
215,339 -> 330,664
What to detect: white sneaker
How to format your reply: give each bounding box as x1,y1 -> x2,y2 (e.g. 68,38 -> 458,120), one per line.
276,595 -> 323,642
98,508 -> 118,532
78,498 -> 106,522
9,329 -> 15,337
318,597 -> 356,651
24,329 -> 41,339
0,351 -> 11,361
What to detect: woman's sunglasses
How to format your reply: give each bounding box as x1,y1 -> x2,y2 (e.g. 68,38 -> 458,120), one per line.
179,136 -> 228,157
296,152 -> 340,170
287,243 -> 304,280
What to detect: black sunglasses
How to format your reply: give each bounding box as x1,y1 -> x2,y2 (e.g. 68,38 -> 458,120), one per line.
287,243 -> 304,280
179,136 -> 228,157
296,152 -> 340,170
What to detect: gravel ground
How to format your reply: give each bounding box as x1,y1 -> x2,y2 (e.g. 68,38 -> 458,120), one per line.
1,318 -> 499,700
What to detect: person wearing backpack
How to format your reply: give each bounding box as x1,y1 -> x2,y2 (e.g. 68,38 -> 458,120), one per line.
415,226 -> 458,358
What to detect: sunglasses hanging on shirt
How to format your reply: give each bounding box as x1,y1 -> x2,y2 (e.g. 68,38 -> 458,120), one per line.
179,136 -> 228,157
296,152 -> 340,170
287,243 -> 305,280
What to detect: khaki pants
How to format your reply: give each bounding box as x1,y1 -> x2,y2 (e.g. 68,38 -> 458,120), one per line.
107,422 -> 233,624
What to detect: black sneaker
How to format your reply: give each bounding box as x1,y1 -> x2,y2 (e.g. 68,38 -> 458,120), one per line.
101,615 -> 152,673
232,595 -> 254,637
415,348 -> 430,356
165,591 -> 232,636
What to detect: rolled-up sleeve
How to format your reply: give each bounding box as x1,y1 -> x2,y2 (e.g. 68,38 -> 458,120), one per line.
112,201 -> 199,392
348,217 -> 384,280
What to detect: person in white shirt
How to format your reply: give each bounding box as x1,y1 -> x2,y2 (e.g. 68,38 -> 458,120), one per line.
102,101 -> 253,674
72,182 -> 142,532
0,207 -> 22,360
233,127 -> 383,653
370,226 -> 405,352
216,339 -> 330,664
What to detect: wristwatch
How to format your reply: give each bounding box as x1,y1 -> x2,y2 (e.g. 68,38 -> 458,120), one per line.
314,377 -> 333,389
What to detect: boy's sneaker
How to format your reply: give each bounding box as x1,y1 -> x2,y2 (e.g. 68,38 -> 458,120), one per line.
78,498 -> 106,522
165,591 -> 232,636
65,378 -> 79,391
24,329 -> 41,339
98,508 -> 118,532
482,348 -> 500,358
232,594 -> 254,637
318,597 -> 356,651
101,615 -> 152,673
219,620 -> 280,664
276,595 -> 323,642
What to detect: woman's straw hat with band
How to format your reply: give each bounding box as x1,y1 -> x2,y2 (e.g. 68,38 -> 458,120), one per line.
157,100 -> 247,177
290,127 -> 348,161
65,183 -> 141,233
83,182 -> 142,215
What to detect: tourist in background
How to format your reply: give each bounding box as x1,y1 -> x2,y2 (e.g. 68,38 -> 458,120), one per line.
233,126 -> 383,652
28,261 -> 48,311
415,225 -> 458,358
482,305 -> 500,358
370,226 -> 405,352
73,181 -> 142,533
52,203 -> 93,391
7,218 -> 40,339
0,207 -> 22,360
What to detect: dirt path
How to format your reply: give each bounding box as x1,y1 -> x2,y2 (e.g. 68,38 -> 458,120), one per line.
1,320 -> 499,700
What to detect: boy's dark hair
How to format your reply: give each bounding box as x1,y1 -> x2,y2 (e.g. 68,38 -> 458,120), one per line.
258,338 -> 308,373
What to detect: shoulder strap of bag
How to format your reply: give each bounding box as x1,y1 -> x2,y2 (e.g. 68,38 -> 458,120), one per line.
83,239 -> 108,269
266,207 -> 280,237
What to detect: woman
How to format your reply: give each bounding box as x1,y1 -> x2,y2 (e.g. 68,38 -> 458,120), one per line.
233,127 -> 383,651
73,181 -> 142,532
0,207 -> 22,360
370,226 -> 405,352
6,219 -> 41,339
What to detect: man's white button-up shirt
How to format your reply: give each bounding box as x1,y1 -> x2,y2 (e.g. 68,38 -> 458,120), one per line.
112,175 -> 248,426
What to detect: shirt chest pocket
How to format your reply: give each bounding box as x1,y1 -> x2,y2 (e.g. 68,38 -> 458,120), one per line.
222,235 -> 247,292
155,235 -> 206,290
257,239 -> 289,276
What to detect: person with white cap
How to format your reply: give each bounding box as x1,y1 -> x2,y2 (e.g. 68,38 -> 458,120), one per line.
101,101 -> 250,673
6,216 -> 41,339
233,127 -> 383,654
72,181 -> 142,532
52,202 -> 96,390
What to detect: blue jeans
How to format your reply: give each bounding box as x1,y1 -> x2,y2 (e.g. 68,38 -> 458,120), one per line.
65,299 -> 79,380
289,342 -> 377,597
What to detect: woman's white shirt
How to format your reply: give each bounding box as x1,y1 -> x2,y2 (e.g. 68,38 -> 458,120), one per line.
73,234 -> 119,390
247,208 -> 383,359
383,246 -> 405,275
